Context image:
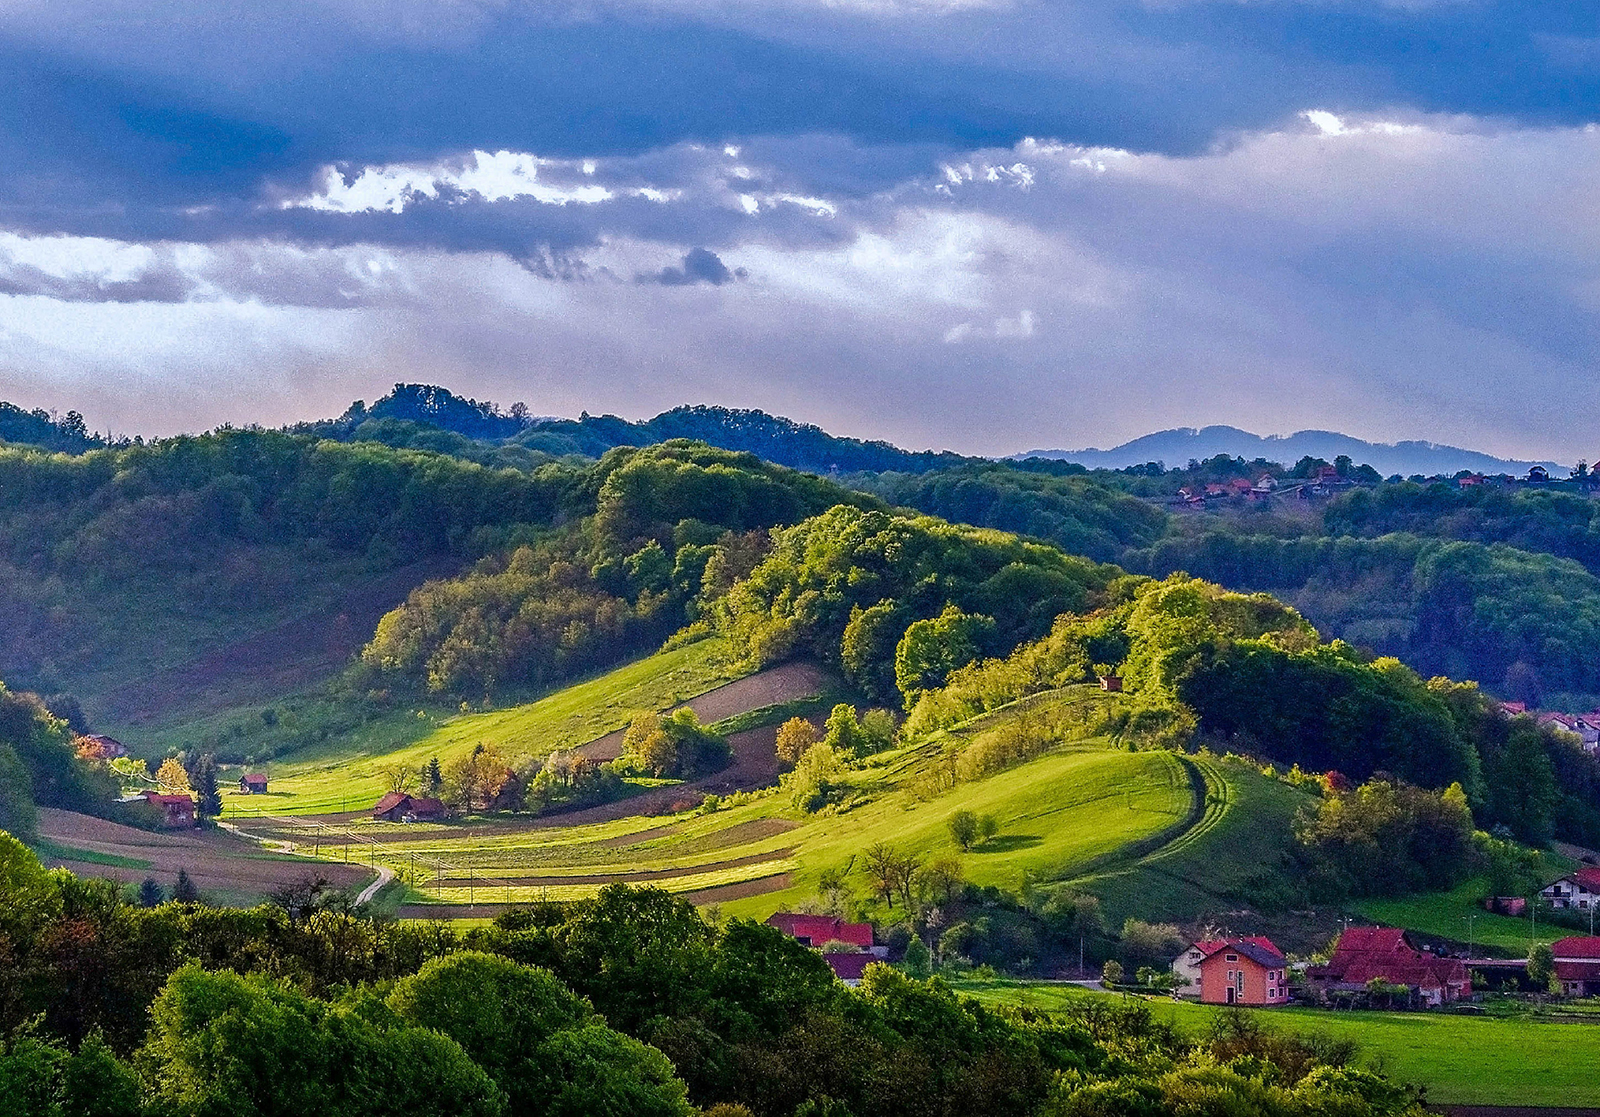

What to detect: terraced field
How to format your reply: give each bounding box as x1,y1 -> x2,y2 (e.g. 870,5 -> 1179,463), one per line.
213,658 -> 1309,928
233,686 -> 1201,919
1069,752 -> 1313,926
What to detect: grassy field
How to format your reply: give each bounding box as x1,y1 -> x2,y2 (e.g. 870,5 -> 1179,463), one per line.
228,682 -> 1205,924
951,977 -> 1600,1106
244,740 -> 1195,912
223,639 -> 745,815
218,668 -> 1314,952
1069,753 -> 1313,927
1356,879 -> 1580,953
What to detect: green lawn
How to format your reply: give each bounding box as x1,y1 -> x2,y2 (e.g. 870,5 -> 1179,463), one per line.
1356,879 -> 1576,953
31,838 -> 152,870
227,640 -> 743,815
952,978 -> 1600,1106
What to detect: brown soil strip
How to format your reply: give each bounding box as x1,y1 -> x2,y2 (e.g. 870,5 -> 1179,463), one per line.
485,849 -> 793,888
575,660 -> 828,763
676,817 -> 798,854
678,872 -> 792,905
38,808 -> 370,899
596,824 -> 681,848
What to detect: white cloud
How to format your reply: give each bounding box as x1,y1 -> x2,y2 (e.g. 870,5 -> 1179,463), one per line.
293,150 -> 620,213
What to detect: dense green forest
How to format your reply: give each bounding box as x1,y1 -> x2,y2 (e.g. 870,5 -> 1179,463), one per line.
0,837 -> 1422,1117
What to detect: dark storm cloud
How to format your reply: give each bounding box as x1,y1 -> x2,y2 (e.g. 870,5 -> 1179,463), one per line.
0,1 -> 1596,251
647,248 -> 744,286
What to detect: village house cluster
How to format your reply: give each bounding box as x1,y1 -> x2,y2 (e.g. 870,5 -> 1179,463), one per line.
1173,927 -> 1471,1008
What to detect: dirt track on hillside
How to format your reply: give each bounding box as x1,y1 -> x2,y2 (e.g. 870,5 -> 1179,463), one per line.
38,807 -> 370,899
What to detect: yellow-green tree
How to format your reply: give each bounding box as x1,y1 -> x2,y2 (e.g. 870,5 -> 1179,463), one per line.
155,758 -> 191,794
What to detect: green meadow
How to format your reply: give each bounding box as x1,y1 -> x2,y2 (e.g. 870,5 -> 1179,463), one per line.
951,977 -> 1600,1107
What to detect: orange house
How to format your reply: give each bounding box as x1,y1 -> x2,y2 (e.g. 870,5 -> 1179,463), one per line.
1197,939 -> 1289,1006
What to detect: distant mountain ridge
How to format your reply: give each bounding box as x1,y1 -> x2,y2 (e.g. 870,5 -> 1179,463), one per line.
1017,425 -> 1561,478
310,384 -> 975,475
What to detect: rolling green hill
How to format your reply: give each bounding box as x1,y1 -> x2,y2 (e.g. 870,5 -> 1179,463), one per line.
223,678 -> 1303,937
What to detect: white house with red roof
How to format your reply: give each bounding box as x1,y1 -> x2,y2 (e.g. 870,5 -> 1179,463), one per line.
1553,936 -> 1600,997
1541,867 -> 1600,911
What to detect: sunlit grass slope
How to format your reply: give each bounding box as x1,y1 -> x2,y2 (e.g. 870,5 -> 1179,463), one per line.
228,639 -> 742,815
322,744 -> 1193,910
1070,754 -> 1313,926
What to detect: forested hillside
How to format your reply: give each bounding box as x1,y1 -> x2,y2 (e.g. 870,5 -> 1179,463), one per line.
0,430 -> 582,719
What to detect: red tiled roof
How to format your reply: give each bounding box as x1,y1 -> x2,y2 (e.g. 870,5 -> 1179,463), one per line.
1553,936 -> 1600,960
408,797 -> 446,817
241,773 -> 268,785
1317,926 -> 1467,991
823,953 -> 874,981
1574,867 -> 1600,892
373,791 -> 411,815
1192,936 -> 1278,957
767,913 -> 874,949
144,793 -> 193,807
1334,926 -> 1408,953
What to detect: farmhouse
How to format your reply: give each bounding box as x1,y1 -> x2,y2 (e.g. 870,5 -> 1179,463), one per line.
767,912 -> 877,951
1541,867 -> 1600,910
1306,927 -> 1469,1006
1193,938 -> 1289,1006
238,773 -> 268,794
143,792 -> 196,829
76,734 -> 127,760
1552,937 -> 1600,997
1172,936 -> 1279,998
766,913 -> 885,984
372,792 -> 448,822
373,791 -> 412,821
407,797 -> 447,821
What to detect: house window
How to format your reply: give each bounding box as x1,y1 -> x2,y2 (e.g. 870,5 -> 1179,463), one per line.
1226,953 -> 1238,962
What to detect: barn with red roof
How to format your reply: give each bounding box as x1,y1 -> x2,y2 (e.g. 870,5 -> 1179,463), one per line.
766,913 -> 875,951
1553,936 -> 1600,997
1307,927 -> 1469,1006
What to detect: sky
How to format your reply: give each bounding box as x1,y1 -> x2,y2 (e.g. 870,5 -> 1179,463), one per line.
0,1 -> 1595,459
